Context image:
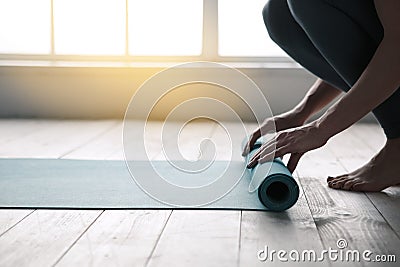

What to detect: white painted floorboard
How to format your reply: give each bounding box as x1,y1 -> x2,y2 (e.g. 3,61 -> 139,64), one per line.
0,120 -> 399,266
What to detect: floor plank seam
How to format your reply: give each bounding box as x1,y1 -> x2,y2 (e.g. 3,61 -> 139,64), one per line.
3,120 -> 66,144
297,177 -> 336,267
349,127 -> 380,152
296,176 -> 331,251
0,120 -> 42,145
364,193 -> 400,241
237,210 -> 242,267
0,209 -> 36,238
51,210 -> 105,267
144,210 -> 173,267
59,121 -> 121,159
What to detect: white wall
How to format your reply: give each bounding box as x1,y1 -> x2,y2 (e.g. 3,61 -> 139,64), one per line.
0,65 -> 376,122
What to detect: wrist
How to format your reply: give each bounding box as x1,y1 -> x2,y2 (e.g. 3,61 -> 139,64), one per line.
289,107 -> 311,125
313,118 -> 334,143
290,79 -> 342,125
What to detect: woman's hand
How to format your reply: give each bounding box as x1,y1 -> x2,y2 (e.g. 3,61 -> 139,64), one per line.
242,111 -> 305,157
247,122 -> 329,173
242,79 -> 342,157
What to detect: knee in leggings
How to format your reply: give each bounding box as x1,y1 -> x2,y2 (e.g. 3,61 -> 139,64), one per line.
262,0 -> 294,48
286,0 -> 315,25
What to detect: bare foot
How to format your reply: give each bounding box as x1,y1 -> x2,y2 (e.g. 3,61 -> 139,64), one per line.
327,138 -> 400,192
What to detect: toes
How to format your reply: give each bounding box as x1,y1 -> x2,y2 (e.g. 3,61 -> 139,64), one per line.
327,176 -> 335,182
328,177 -> 365,191
331,180 -> 347,189
342,179 -> 357,191
327,174 -> 348,182
327,179 -> 337,188
327,180 -> 335,188
328,181 -> 342,189
350,182 -> 367,192
327,176 -> 350,189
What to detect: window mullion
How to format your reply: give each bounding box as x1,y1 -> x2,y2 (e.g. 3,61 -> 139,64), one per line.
202,0 -> 218,61
50,0 -> 55,56
125,0 -> 129,58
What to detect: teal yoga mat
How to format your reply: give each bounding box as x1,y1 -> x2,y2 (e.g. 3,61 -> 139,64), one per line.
0,143 -> 299,211
245,141 -> 299,211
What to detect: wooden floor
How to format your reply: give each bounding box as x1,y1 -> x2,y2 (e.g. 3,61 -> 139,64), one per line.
0,119 -> 399,266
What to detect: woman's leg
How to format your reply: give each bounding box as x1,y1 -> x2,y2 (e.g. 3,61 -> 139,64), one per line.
262,0 -> 348,126
262,0 -> 349,91
286,0 -> 400,139
263,0 -> 400,191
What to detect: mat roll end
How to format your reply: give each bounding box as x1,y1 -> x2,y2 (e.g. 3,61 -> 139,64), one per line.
258,172 -> 299,211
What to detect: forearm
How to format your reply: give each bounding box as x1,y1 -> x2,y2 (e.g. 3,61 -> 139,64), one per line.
317,37 -> 400,138
292,79 -> 342,123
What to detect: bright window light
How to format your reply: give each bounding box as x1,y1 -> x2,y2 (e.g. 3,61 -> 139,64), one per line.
218,0 -> 287,57
0,0 -> 51,54
128,0 -> 203,56
53,0 -> 126,55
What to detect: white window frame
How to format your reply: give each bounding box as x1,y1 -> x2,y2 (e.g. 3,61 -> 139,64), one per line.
0,0 -> 292,63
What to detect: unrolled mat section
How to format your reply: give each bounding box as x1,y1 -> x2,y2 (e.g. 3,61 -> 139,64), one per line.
0,142 -> 299,211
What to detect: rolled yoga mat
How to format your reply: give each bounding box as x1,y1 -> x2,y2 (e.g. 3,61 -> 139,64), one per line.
0,142 -> 299,211
244,140 -> 300,211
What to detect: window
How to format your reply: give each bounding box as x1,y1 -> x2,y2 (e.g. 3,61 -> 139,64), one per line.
128,0 -> 203,56
53,0 -> 126,55
218,0 -> 286,57
0,0 -> 287,60
0,0 -> 51,54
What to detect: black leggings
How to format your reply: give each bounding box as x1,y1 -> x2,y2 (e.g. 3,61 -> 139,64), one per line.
262,0 -> 400,139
